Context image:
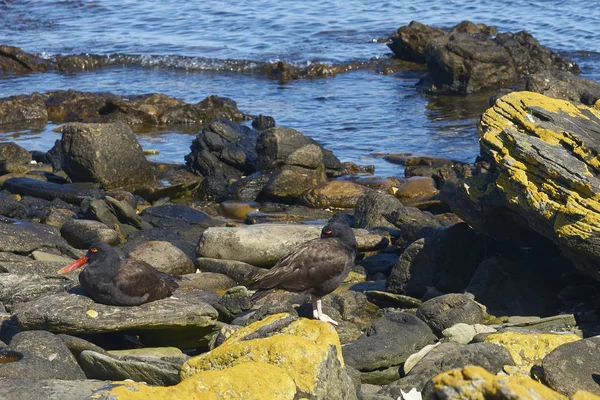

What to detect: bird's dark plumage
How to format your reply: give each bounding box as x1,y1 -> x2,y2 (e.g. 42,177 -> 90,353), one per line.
249,222 -> 357,323
58,242 -> 179,306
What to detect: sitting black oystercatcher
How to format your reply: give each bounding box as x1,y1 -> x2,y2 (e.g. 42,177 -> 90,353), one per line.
57,242 -> 179,306
249,221 -> 357,325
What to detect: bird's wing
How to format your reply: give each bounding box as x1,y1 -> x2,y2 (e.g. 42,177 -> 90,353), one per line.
112,259 -> 170,299
249,238 -> 353,293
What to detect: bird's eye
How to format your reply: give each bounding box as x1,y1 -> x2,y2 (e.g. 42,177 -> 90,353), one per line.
324,229 -> 332,235
90,248 -> 98,253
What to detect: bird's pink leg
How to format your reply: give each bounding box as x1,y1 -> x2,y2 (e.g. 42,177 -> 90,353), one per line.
316,298 -> 338,325
311,295 -> 319,319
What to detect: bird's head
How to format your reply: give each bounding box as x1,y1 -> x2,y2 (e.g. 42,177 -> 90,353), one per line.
57,242 -> 117,274
321,222 -> 357,253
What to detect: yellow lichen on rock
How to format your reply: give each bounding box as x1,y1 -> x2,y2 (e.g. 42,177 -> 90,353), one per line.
479,91 -> 600,243
180,313 -> 344,396
431,365 -> 567,399
483,332 -> 580,375
88,361 -> 297,400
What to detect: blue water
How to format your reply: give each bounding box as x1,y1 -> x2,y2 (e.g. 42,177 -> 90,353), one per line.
1,0 -> 599,177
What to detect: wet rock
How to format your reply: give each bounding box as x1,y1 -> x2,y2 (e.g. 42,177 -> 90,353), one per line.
0,93 -> 48,127
302,180 -> 370,209
197,224 -> 381,267
0,330 -> 85,380
251,114 -> 275,130
12,290 -> 220,349
0,378 -> 107,400
127,241 -> 194,275
387,223 -> 481,297
256,126 -> 341,175
180,313 -> 357,399
527,69 -> 600,106
428,365 -> 570,400
218,200 -> 260,220
261,163 -> 326,202
357,252 -> 399,277
388,21 -> 445,63
185,119 -> 258,200
164,95 -> 247,125
196,257 -> 264,286
416,293 -> 484,336
223,171 -> 272,201
466,252 -> 562,317
395,176 -> 439,205
404,156 -> 473,186
58,122 -> 154,190
0,143 -> 32,171
2,177 -> 102,205
0,45 -> 51,74
542,336 -> 600,396
389,21 -> 577,94
135,166 -> 202,202
79,350 -> 181,386
140,204 -> 226,246
342,311 -> 437,385
60,219 -> 120,249
245,201 -> 335,224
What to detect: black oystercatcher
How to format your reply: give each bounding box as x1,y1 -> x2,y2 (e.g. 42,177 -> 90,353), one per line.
249,222 -> 357,325
57,242 -> 179,306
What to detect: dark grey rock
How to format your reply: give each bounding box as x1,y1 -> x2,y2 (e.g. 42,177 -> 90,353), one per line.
0,378 -> 106,400
128,240 -> 195,275
120,227 -> 196,263
354,191 -> 403,230
357,252 -> 399,277
542,336 -> 600,396
416,293 -> 484,336
224,171 -> 272,201
59,122 -> 154,190
342,311 -> 437,384
401,342 -> 514,391
0,92 -> 48,125
0,221 -> 77,256
11,290 -> 221,349
252,114 -> 276,131
79,350 -> 181,386
466,253 -> 561,317
0,330 -> 85,380
60,219 -> 119,249
196,257 -> 265,286
82,196 -> 145,231
57,333 -> 109,363
2,177 -> 102,205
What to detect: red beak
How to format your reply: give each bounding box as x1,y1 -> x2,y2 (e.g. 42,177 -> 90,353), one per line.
57,256 -> 89,274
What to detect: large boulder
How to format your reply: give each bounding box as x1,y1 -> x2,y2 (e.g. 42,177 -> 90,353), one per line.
57,122 -> 154,190
527,69 -> 600,106
388,21 -> 578,94
185,119 -> 259,200
542,336 -> 600,396
416,293 -> 484,336
11,290 -> 221,349
464,91 -> 600,280
197,224 -> 385,267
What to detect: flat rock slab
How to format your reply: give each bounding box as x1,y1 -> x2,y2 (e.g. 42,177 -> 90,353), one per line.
0,378 -> 107,400
12,290 -> 221,349
198,224 -> 386,267
0,221 -> 75,255
79,350 -> 181,386
0,274 -> 77,310
3,177 -> 103,205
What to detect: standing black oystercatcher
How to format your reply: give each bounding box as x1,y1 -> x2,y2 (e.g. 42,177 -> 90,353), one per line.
57,242 -> 179,306
249,222 -> 357,325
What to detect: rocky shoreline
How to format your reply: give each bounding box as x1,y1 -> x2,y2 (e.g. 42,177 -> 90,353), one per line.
1,20 -> 600,400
